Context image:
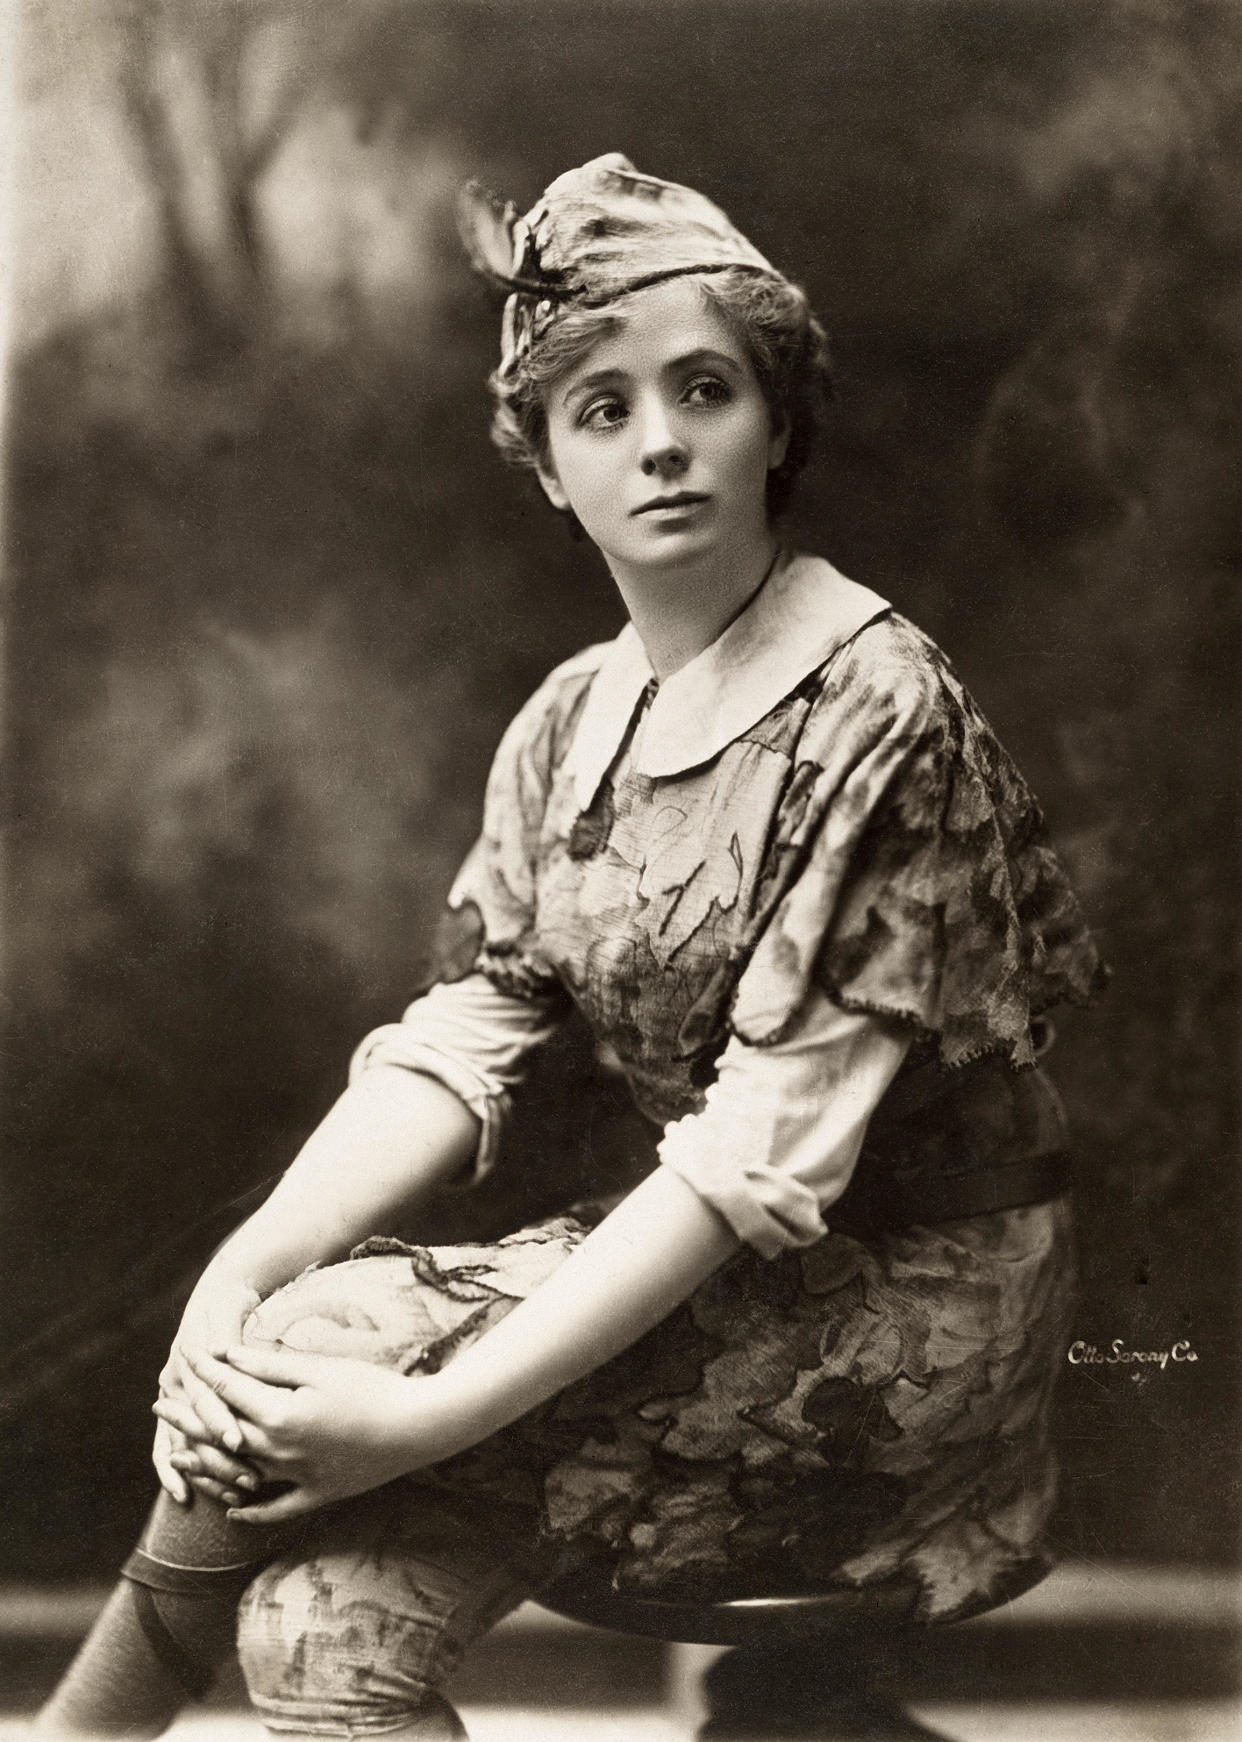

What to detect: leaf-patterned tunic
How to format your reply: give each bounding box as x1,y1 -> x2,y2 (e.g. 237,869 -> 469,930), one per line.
340,551 -> 1106,1622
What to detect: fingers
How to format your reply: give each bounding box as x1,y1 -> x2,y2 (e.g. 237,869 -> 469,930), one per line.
170,1439 -> 259,1491
180,1347 -> 292,1428
154,1392 -> 224,1445
228,1485 -> 318,1526
167,1435 -> 270,1510
152,1419 -> 190,1506
223,1342 -> 332,1388
158,1375 -> 212,1438
173,1344 -> 246,1454
185,1471 -> 249,1508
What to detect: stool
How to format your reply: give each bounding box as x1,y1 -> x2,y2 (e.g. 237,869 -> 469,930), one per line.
537,1560 -> 1050,1739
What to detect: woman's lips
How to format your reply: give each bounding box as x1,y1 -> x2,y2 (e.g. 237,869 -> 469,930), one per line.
632,493 -> 710,515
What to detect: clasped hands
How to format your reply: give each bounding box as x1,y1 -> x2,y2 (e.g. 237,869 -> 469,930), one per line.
154,1282 -> 461,1526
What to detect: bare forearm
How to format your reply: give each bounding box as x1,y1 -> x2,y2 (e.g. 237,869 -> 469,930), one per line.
209,1066 -> 480,1296
413,1167 -> 739,1455
191,1165 -> 741,1523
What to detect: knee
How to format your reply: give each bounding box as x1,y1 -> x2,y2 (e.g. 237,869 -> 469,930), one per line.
241,1254 -> 429,1367
237,1551 -> 454,1731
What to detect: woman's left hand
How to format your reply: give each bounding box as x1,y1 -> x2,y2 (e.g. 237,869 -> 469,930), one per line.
157,1344 -> 455,1525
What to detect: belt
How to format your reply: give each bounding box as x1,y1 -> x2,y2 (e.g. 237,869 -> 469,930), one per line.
829,1045 -> 1073,1235
829,1150 -> 1072,1236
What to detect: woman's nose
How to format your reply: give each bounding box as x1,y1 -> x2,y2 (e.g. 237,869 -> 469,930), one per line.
638,400 -> 688,476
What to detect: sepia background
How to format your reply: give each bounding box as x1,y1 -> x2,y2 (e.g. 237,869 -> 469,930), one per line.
1,0 -> 1238,1595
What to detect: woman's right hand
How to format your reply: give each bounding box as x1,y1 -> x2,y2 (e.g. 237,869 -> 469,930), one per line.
153,1269 -> 263,1504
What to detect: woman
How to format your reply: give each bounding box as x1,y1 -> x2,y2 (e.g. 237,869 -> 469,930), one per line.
31,154 -> 1105,1740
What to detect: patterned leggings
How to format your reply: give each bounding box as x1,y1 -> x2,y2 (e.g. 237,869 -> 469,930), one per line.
219,1226 -> 588,1735
235,1485 -> 559,1735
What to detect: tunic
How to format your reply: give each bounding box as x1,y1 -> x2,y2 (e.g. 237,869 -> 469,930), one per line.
347,550 -> 1106,1621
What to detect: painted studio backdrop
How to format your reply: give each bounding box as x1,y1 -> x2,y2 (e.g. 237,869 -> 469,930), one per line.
2,0 -> 1238,1581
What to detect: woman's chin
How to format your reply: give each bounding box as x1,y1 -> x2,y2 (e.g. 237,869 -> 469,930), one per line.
608,521 -> 730,574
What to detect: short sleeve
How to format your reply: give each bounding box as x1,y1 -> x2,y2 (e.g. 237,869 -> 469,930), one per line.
730,617 -> 1108,1069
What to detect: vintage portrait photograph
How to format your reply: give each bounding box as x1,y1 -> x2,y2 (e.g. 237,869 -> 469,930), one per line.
1,1 -> 1238,1738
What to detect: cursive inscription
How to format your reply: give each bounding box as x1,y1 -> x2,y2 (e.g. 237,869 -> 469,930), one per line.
1067,1338 -> 1198,1370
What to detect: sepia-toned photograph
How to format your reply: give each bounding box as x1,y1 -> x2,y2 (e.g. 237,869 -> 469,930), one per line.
1,2 -> 1238,1737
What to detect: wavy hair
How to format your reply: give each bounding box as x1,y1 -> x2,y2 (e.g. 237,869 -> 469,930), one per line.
487,269 -> 834,518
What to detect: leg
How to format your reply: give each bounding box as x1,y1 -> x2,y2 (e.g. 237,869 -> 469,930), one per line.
237,1483 -> 555,1740
35,1491 -> 282,1737
37,1230 -> 587,1737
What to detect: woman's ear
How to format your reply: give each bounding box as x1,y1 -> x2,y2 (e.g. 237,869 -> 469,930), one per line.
536,459 -> 571,513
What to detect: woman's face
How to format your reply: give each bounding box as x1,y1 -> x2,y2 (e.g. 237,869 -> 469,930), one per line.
536,277 -> 788,578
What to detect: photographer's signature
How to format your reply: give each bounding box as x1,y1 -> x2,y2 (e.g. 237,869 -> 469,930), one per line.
1067,1338 -> 1198,1372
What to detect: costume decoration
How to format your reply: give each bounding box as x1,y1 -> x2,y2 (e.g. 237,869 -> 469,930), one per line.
457,152 -> 782,381
345,552 -> 1106,1617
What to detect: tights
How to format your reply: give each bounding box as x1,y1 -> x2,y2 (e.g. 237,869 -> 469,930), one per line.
36,1492 -> 277,1738
37,1482 -> 550,1739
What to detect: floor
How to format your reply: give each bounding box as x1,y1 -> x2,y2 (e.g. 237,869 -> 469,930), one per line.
0,1562 -> 1237,1741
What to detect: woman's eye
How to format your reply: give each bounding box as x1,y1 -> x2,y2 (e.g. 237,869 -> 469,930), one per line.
683,376 -> 732,407
579,397 -> 628,431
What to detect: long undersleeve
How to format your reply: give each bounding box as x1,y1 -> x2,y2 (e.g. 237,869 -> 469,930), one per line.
349,972 -> 567,1185
657,992 -> 911,1258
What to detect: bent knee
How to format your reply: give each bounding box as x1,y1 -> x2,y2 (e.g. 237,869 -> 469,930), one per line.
238,1551 -> 455,1728
241,1253 -> 446,1367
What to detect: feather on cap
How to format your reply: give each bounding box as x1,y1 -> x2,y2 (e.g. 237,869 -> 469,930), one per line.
458,153 -> 781,377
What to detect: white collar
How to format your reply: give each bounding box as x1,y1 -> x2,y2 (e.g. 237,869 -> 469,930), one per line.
567,550 -> 891,808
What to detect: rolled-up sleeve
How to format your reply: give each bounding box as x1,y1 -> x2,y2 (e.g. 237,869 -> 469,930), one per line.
657,992 -> 910,1257
349,971 -> 566,1187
